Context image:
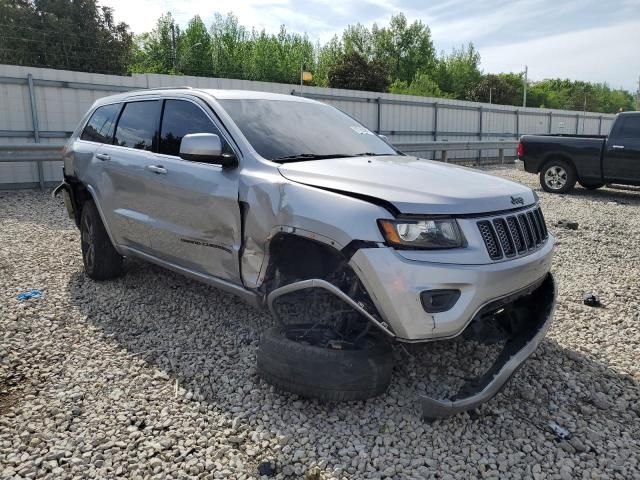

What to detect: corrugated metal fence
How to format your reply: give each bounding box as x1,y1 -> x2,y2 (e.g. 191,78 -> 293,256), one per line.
0,64 -> 616,189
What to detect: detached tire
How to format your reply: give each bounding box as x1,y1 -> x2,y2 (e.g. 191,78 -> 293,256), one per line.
539,159 -> 577,194
257,326 -> 393,402
80,200 -> 123,280
578,180 -> 605,190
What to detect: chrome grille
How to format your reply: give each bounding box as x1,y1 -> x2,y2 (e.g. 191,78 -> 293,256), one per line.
477,206 -> 548,261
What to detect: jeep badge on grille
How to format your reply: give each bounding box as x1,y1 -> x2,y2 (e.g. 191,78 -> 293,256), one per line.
510,196 -> 524,206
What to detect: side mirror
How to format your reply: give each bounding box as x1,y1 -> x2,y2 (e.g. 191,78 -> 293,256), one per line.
179,133 -> 237,168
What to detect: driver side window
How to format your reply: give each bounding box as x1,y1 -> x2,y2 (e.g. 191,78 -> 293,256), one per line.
159,99 -> 230,158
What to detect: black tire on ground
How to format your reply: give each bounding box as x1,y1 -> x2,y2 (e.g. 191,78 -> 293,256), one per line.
257,325 -> 393,402
80,200 -> 123,280
539,159 -> 577,194
578,180 -> 605,190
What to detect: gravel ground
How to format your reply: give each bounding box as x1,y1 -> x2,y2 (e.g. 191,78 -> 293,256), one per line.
1,168 -> 639,479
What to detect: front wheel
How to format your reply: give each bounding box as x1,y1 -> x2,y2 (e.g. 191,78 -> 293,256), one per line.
257,325 -> 393,402
539,159 -> 577,194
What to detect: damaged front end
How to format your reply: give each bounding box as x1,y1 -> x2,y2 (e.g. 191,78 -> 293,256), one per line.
266,261 -> 556,418
419,273 -> 556,418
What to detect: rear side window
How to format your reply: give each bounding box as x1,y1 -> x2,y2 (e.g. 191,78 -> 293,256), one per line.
616,116 -> 640,139
114,101 -> 160,151
80,104 -> 120,143
159,100 -> 226,157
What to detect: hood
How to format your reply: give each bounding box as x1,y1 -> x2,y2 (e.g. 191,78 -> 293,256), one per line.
278,155 -> 537,215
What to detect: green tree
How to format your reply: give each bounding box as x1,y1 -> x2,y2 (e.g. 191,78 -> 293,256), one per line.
371,13 -> 436,84
315,35 -> 342,86
129,13 -> 180,74
342,23 -> 373,58
467,73 -> 523,105
389,72 -> 444,97
433,43 -> 482,99
210,12 -> 249,78
527,79 -> 635,113
0,0 -> 132,74
177,15 -> 212,76
327,51 -> 390,92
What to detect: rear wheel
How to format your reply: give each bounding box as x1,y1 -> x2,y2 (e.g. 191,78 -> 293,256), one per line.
80,200 -> 123,280
578,180 -> 605,190
540,159 -> 577,194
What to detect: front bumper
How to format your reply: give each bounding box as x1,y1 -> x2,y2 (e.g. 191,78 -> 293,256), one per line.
419,273 -> 556,418
349,238 -> 554,341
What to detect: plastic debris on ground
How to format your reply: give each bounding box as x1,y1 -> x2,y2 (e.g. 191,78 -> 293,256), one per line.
556,219 -> 579,230
257,461 -> 277,477
16,289 -> 43,301
548,420 -> 572,440
583,292 -> 602,308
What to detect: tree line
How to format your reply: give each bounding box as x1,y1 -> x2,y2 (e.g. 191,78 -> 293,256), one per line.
0,1 -> 635,114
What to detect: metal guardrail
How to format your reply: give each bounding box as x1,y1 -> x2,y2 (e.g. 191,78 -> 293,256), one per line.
394,140 -> 519,163
0,143 -> 65,189
0,140 -> 518,190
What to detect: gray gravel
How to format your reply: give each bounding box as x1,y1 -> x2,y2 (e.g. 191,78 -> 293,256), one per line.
1,168 -> 639,479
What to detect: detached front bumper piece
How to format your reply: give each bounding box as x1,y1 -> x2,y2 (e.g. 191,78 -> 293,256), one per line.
420,273 -> 557,419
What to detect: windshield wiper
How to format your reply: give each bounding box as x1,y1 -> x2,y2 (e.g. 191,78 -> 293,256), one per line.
273,152 -> 395,163
353,152 -> 395,157
272,153 -> 355,163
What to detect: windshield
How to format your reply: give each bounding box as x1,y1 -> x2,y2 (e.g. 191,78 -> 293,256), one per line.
218,99 -> 396,161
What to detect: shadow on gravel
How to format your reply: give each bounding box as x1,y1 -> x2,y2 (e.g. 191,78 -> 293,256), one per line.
66,260 -> 640,452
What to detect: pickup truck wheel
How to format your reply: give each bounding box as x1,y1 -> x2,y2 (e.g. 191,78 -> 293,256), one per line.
578,180 -> 605,190
540,160 -> 577,194
80,200 -> 123,280
257,325 -> 393,402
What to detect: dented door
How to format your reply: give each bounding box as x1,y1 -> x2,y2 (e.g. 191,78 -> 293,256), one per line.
142,98 -> 242,283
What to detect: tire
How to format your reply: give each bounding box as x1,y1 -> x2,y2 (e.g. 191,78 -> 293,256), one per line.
257,325 -> 393,402
80,200 -> 123,280
578,180 -> 605,190
539,159 -> 577,194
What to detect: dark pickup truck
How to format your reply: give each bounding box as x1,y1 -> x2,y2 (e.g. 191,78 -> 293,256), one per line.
518,111 -> 640,193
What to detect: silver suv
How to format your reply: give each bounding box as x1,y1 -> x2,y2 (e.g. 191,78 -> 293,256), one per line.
56,88 -> 556,418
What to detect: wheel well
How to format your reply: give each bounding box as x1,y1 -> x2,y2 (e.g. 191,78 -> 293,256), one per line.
67,179 -> 92,227
539,154 -> 575,174
261,233 -> 389,339
262,234 -> 346,292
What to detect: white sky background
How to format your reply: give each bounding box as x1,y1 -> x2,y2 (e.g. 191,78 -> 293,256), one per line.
101,0 -> 640,91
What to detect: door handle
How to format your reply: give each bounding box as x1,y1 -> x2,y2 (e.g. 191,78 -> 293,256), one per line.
146,165 -> 167,174
96,153 -> 110,161
611,145 -> 625,150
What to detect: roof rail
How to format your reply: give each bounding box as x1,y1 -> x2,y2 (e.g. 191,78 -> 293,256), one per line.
135,86 -> 195,92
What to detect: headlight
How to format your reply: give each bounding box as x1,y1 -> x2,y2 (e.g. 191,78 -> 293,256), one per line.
378,218 -> 465,249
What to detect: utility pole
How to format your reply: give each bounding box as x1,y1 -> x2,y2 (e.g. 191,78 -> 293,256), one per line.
637,75 -> 640,111
522,65 -> 528,107
489,87 -> 493,105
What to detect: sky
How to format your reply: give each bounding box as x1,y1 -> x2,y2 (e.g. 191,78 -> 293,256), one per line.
101,0 -> 640,92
